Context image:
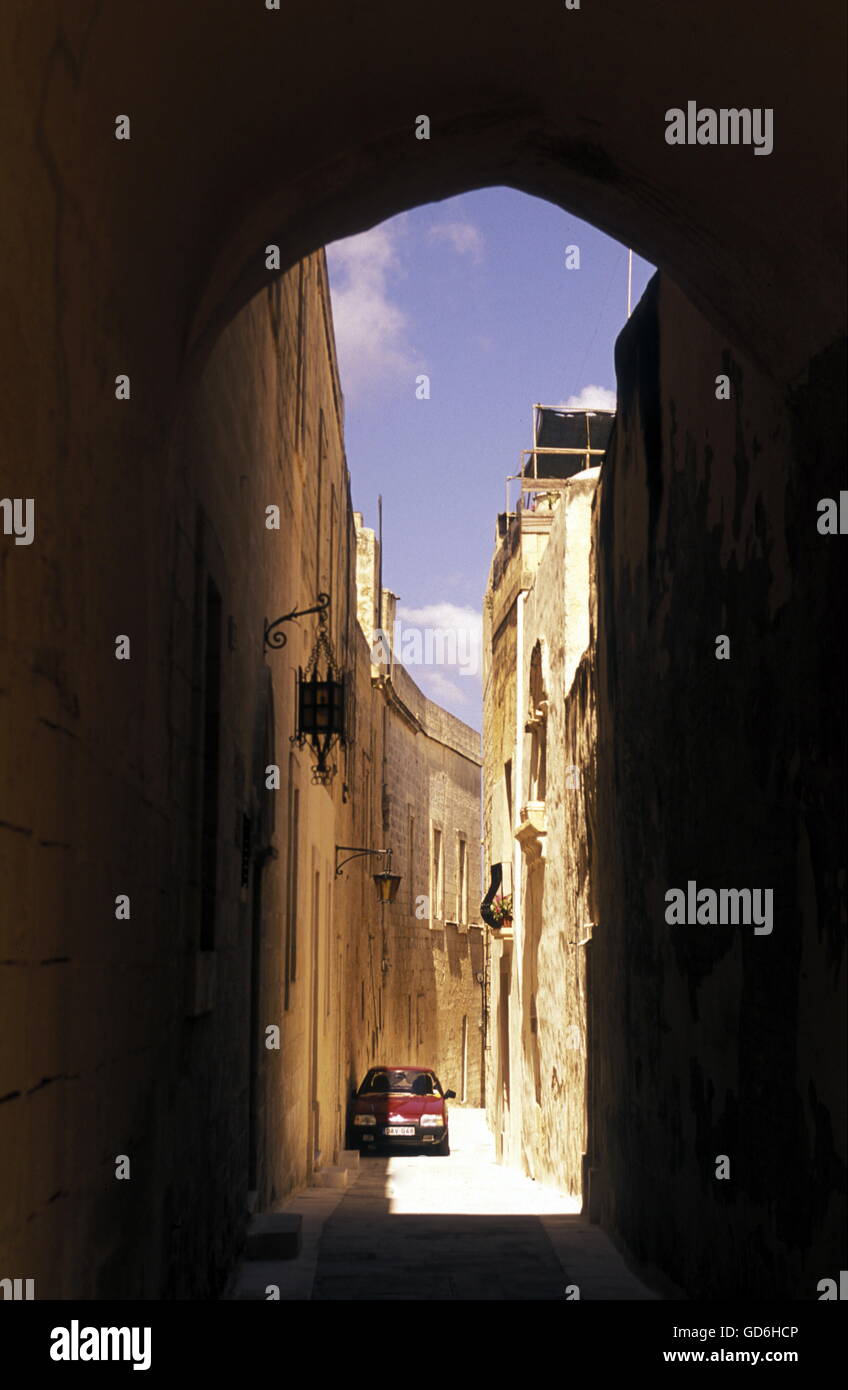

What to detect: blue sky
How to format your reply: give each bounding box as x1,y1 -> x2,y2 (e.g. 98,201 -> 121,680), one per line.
326,188 -> 654,730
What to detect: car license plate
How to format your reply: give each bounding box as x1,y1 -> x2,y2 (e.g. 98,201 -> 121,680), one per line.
384,1126 -> 415,1136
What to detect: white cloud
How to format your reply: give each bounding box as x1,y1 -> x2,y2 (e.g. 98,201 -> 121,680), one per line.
559,385 -> 617,411
416,670 -> 472,710
395,602 -> 482,680
397,601 -> 482,631
427,220 -> 484,262
326,224 -> 419,401
363,596 -> 484,722
387,601 -> 483,721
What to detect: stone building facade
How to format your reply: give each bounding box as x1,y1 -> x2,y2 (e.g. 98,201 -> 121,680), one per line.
589,275 -> 844,1299
352,526 -> 485,1107
483,430 -> 600,1193
0,247 -> 482,1299
482,271 -> 845,1299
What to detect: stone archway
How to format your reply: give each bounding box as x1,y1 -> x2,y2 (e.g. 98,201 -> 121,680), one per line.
4,0 -> 843,437
1,1 -> 844,1302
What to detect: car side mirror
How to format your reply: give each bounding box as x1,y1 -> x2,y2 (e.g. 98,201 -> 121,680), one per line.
445,1090 -> 456,1100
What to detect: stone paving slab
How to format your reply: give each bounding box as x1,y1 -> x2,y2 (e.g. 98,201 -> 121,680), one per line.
227,1183 -> 354,1300
244,1212 -> 303,1260
225,1110 -> 663,1301
539,1214 -> 660,1300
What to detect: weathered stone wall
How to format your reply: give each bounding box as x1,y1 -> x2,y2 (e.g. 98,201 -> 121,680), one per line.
482,529 -> 520,1150
354,515 -> 379,644
591,274 -> 846,1297
0,248 -> 481,1298
483,474 -> 599,1191
482,272 -> 844,1296
0,248 -> 357,1297
349,550 -> 486,1106
515,471 -> 599,1194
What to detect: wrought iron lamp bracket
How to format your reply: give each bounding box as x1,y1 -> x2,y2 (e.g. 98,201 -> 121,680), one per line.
335,845 -> 388,878
264,592 -> 331,651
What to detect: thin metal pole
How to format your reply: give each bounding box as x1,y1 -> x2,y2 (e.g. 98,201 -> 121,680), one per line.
377,493 -> 383,639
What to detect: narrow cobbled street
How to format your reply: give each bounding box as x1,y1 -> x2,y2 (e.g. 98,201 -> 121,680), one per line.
230,1112 -> 660,1300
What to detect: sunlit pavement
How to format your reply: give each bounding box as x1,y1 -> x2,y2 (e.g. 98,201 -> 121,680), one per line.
229,1109 -> 661,1300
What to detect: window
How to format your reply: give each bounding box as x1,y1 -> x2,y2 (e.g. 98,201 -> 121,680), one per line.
357,1068 -> 442,1098
199,578 -> 222,950
499,954 -> 511,1103
457,836 -> 468,925
324,876 -> 332,1023
285,763 -> 300,1006
240,814 -> 252,891
328,480 -> 337,629
461,1015 -> 468,1104
319,408 -> 328,462
430,825 -> 443,923
313,871 -> 321,1020
267,279 -> 282,344
530,993 -> 542,1105
295,263 -> 307,447
527,642 -> 547,802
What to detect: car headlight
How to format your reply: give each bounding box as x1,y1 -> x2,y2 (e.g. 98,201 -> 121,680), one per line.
420,1114 -> 444,1127
353,1114 -> 376,1126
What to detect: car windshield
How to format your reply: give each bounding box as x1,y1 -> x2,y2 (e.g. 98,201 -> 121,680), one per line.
359,1068 -> 442,1097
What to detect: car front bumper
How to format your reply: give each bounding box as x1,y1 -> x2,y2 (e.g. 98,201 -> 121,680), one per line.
353,1124 -> 446,1148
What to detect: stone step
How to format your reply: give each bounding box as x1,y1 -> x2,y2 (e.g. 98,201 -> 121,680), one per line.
244,1212 -> 303,1261
314,1166 -> 350,1189
337,1149 -> 361,1170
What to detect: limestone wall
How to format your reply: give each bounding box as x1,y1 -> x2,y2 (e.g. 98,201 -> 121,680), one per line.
514,472 -> 599,1193
482,270 -> 844,1298
350,537 -> 485,1106
591,274 -> 846,1297
0,249 -> 482,1297
483,473 -> 599,1190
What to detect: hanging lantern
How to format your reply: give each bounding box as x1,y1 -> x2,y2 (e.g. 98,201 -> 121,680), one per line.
335,845 -> 402,905
372,849 -> 401,905
292,598 -> 347,785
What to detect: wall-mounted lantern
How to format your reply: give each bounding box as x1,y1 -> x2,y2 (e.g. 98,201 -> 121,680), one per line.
335,845 -> 401,906
263,592 -> 348,786
294,662 -> 346,786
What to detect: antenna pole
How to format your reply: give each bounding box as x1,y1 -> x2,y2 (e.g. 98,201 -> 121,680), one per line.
377,493 -> 383,639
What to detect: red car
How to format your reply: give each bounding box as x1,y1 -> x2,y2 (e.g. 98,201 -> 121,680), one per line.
348,1066 -> 455,1156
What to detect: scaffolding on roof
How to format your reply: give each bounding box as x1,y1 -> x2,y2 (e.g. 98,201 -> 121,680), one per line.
503,403 -> 616,517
